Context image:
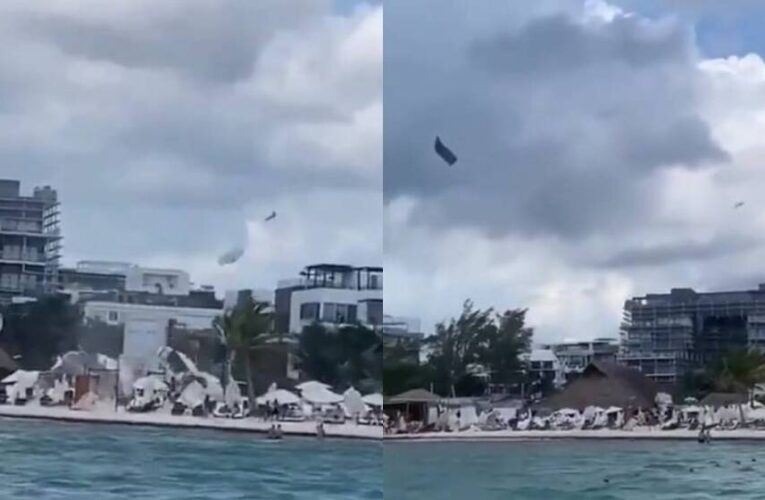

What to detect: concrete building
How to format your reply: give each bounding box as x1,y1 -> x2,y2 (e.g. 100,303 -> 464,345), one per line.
275,264 -> 383,334
620,284 -> 765,384
383,315 -> 424,365
540,338 -> 619,378
525,349 -> 566,390
0,180 -> 61,302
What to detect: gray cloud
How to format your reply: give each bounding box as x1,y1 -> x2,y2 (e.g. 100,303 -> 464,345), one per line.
597,236 -> 759,268
12,0 -> 328,84
384,5 -> 728,240
0,1 -> 381,290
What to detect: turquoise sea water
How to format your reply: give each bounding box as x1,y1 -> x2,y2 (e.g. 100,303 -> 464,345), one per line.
0,418 -> 381,499
385,440 -> 765,499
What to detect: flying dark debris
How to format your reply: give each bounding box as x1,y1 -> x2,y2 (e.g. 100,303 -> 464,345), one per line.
265,211 -> 277,222
735,201 -> 745,209
434,136 -> 457,166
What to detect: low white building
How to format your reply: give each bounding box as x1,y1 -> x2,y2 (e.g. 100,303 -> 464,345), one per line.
83,301 -> 223,370
65,261 -> 190,296
276,264 -> 382,334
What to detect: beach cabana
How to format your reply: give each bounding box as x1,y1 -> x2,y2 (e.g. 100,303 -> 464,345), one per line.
385,389 -> 441,424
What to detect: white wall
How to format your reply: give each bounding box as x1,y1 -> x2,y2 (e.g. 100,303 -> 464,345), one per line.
83,301 -> 222,330
124,267 -> 190,296
288,287 -> 383,333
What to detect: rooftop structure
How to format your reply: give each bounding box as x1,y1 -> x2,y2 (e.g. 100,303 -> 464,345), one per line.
275,264 -> 383,334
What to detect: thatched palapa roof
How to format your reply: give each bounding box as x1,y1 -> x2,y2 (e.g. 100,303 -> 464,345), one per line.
541,361 -> 658,411
699,392 -> 747,408
386,388 -> 441,405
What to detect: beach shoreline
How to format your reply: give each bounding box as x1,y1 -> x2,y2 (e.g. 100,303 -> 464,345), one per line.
0,405 -> 382,441
384,428 -> 765,442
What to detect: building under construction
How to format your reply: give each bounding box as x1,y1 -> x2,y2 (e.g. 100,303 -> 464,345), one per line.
0,179 -> 61,303
620,284 -> 765,385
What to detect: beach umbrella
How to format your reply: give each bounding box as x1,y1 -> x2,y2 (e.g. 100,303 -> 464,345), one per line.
301,386 -> 344,405
296,381 -> 331,392
50,351 -> 109,376
256,388 -> 300,406
362,393 -> 383,408
180,380 -> 206,408
344,387 -> 365,417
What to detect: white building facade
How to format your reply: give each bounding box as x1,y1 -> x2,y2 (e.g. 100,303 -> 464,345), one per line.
83,301 -> 222,370
277,264 -> 383,334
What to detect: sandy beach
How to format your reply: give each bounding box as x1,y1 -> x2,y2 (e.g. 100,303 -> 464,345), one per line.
0,405 -> 382,440
384,428 -> 765,442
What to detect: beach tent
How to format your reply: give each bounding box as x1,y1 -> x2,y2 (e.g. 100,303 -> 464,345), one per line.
3,370 -> 39,402
362,393 -> 383,408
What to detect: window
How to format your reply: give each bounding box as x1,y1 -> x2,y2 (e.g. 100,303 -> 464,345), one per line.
322,303 -> 337,322
322,303 -> 358,324
300,302 -> 319,320
366,300 -> 383,325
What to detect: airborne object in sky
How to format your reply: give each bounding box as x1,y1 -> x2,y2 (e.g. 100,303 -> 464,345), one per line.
734,201 -> 745,209
265,211 -> 277,221
218,247 -> 244,266
434,136 -> 457,166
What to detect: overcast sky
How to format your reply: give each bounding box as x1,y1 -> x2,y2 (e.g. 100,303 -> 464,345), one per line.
0,0 -> 381,293
385,0 -> 765,342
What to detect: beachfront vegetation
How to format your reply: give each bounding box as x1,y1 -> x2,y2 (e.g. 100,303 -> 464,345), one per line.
0,296 -> 80,370
214,301 -> 273,415
681,349 -> 765,404
384,299 -> 534,397
297,322 -> 382,394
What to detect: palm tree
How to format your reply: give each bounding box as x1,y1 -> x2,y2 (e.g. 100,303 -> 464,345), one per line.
713,349 -> 765,421
214,300 -> 273,415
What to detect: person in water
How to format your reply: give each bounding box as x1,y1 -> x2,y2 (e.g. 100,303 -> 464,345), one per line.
316,421 -> 325,438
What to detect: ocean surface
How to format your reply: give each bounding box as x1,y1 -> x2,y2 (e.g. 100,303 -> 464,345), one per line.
385,439 -> 765,499
0,418 -> 382,499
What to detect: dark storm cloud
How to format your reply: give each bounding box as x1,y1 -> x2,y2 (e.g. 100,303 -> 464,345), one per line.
597,237 -> 759,268
384,4 -> 728,240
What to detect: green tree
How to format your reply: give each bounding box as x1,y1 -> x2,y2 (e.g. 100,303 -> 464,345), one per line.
714,349 -> 765,399
0,296 -> 80,369
214,301 -> 273,415
425,300 -> 533,396
297,322 -> 381,391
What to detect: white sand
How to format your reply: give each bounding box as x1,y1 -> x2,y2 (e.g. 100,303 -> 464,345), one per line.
0,404 -> 382,440
385,428 -> 765,442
